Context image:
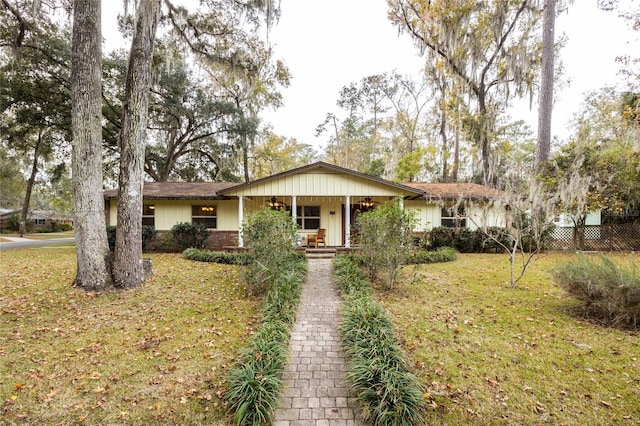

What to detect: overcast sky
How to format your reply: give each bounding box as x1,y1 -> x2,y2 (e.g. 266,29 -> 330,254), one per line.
261,0 -> 639,149
103,1 -> 639,150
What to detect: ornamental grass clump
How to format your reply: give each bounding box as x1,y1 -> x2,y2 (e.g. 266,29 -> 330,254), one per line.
405,246 -> 458,265
553,254 -> 640,328
334,256 -> 425,426
225,257 -> 306,425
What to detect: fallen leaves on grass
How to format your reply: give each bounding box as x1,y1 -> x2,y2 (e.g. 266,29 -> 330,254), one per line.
0,250 -> 259,425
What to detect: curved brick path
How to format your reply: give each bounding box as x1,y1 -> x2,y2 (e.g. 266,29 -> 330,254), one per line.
274,258 -> 364,426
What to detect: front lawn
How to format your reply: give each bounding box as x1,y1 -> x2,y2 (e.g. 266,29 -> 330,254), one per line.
376,252 -> 640,426
0,249 -> 259,425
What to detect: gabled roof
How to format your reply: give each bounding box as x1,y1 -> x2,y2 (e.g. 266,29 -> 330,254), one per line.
103,182 -> 239,200
103,163 -> 502,202
216,161 -> 424,197
402,182 -> 502,201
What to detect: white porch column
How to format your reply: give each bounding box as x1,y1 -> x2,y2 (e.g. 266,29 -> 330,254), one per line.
238,196 -> 244,248
345,195 -> 351,248
399,197 -> 404,210
291,195 -> 297,223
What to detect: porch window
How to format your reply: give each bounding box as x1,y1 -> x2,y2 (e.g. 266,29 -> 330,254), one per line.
296,206 -> 320,230
441,206 -> 466,228
142,204 -> 155,227
192,205 -> 217,229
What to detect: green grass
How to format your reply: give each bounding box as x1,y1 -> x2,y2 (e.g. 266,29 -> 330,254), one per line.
376,252 -> 640,426
2,230 -> 75,240
0,248 -> 259,425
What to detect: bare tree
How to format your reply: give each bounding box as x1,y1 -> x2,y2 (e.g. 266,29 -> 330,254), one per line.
71,0 -> 112,291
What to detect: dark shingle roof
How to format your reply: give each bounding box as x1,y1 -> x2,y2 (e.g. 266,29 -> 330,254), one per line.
103,182 -> 239,200
402,182 -> 502,201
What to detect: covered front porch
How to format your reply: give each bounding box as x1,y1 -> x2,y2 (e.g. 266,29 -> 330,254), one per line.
236,194 -> 396,248
216,162 -> 424,249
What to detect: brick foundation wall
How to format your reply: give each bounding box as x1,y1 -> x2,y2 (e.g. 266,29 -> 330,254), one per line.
144,230 -> 239,252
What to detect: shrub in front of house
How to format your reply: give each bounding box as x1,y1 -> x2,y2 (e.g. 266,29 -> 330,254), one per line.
428,227 -> 480,252
182,248 -> 249,265
356,200 -> 418,289
106,225 -> 157,252
166,222 -> 209,251
241,208 -> 298,296
406,246 -> 458,264
553,254 -> 640,328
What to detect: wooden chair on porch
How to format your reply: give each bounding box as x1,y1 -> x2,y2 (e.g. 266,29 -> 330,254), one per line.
307,228 -> 326,248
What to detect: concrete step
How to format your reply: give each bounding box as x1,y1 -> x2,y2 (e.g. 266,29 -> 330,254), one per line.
305,248 -> 337,258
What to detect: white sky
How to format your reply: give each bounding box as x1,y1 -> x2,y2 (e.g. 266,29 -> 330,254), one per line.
102,1 -> 639,150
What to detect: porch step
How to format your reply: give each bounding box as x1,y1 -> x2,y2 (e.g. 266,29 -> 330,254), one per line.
305,248 -> 337,259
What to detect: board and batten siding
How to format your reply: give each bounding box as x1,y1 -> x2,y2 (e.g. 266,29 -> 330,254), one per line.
404,200 -> 440,231
226,172 -> 410,198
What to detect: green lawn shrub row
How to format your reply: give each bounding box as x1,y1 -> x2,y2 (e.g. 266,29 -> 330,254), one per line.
426,226 -> 553,253
183,248 -> 250,265
334,256 -> 425,426
405,246 -> 458,265
553,254 -> 640,328
225,256 -> 307,425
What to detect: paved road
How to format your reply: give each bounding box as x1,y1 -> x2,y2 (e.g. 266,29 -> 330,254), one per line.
0,237 -> 76,251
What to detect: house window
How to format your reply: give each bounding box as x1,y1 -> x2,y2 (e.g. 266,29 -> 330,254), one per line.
192,205 -> 217,229
142,204 -> 155,227
35,219 -> 46,225
441,206 -> 466,228
295,206 -> 320,230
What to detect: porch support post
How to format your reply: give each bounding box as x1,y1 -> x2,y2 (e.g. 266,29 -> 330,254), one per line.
399,196 -> 404,210
291,195 -> 297,224
238,196 -> 244,248
345,195 -> 351,248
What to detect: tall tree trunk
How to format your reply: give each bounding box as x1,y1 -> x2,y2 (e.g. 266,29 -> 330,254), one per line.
20,134 -> 41,236
71,0 -> 111,291
113,0 -> 161,289
452,126 -> 460,182
242,134 -> 250,183
478,94 -> 491,186
439,103 -> 449,182
536,0 -> 556,166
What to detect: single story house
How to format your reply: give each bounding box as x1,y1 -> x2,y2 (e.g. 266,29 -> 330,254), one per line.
104,162 -> 506,250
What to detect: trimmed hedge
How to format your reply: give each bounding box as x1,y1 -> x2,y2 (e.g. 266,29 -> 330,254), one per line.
334,256 -> 425,426
183,248 -> 250,265
426,226 -> 553,253
225,257 -> 307,425
553,255 -> 640,328
406,246 -> 458,265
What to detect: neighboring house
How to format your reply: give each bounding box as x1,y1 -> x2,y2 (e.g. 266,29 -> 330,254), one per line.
104,162 -> 506,250
0,209 -> 73,231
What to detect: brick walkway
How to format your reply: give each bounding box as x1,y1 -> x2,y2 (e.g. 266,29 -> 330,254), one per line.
274,258 -> 364,426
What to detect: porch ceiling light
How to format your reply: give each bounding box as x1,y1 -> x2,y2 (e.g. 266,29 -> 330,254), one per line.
266,197 -> 286,210
359,197 -> 378,208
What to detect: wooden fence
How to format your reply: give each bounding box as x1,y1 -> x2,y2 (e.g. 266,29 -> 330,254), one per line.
550,224 -> 640,251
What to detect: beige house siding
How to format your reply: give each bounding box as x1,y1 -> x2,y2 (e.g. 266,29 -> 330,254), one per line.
109,199 -> 240,231
404,200 -> 440,231
226,172 -> 410,198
